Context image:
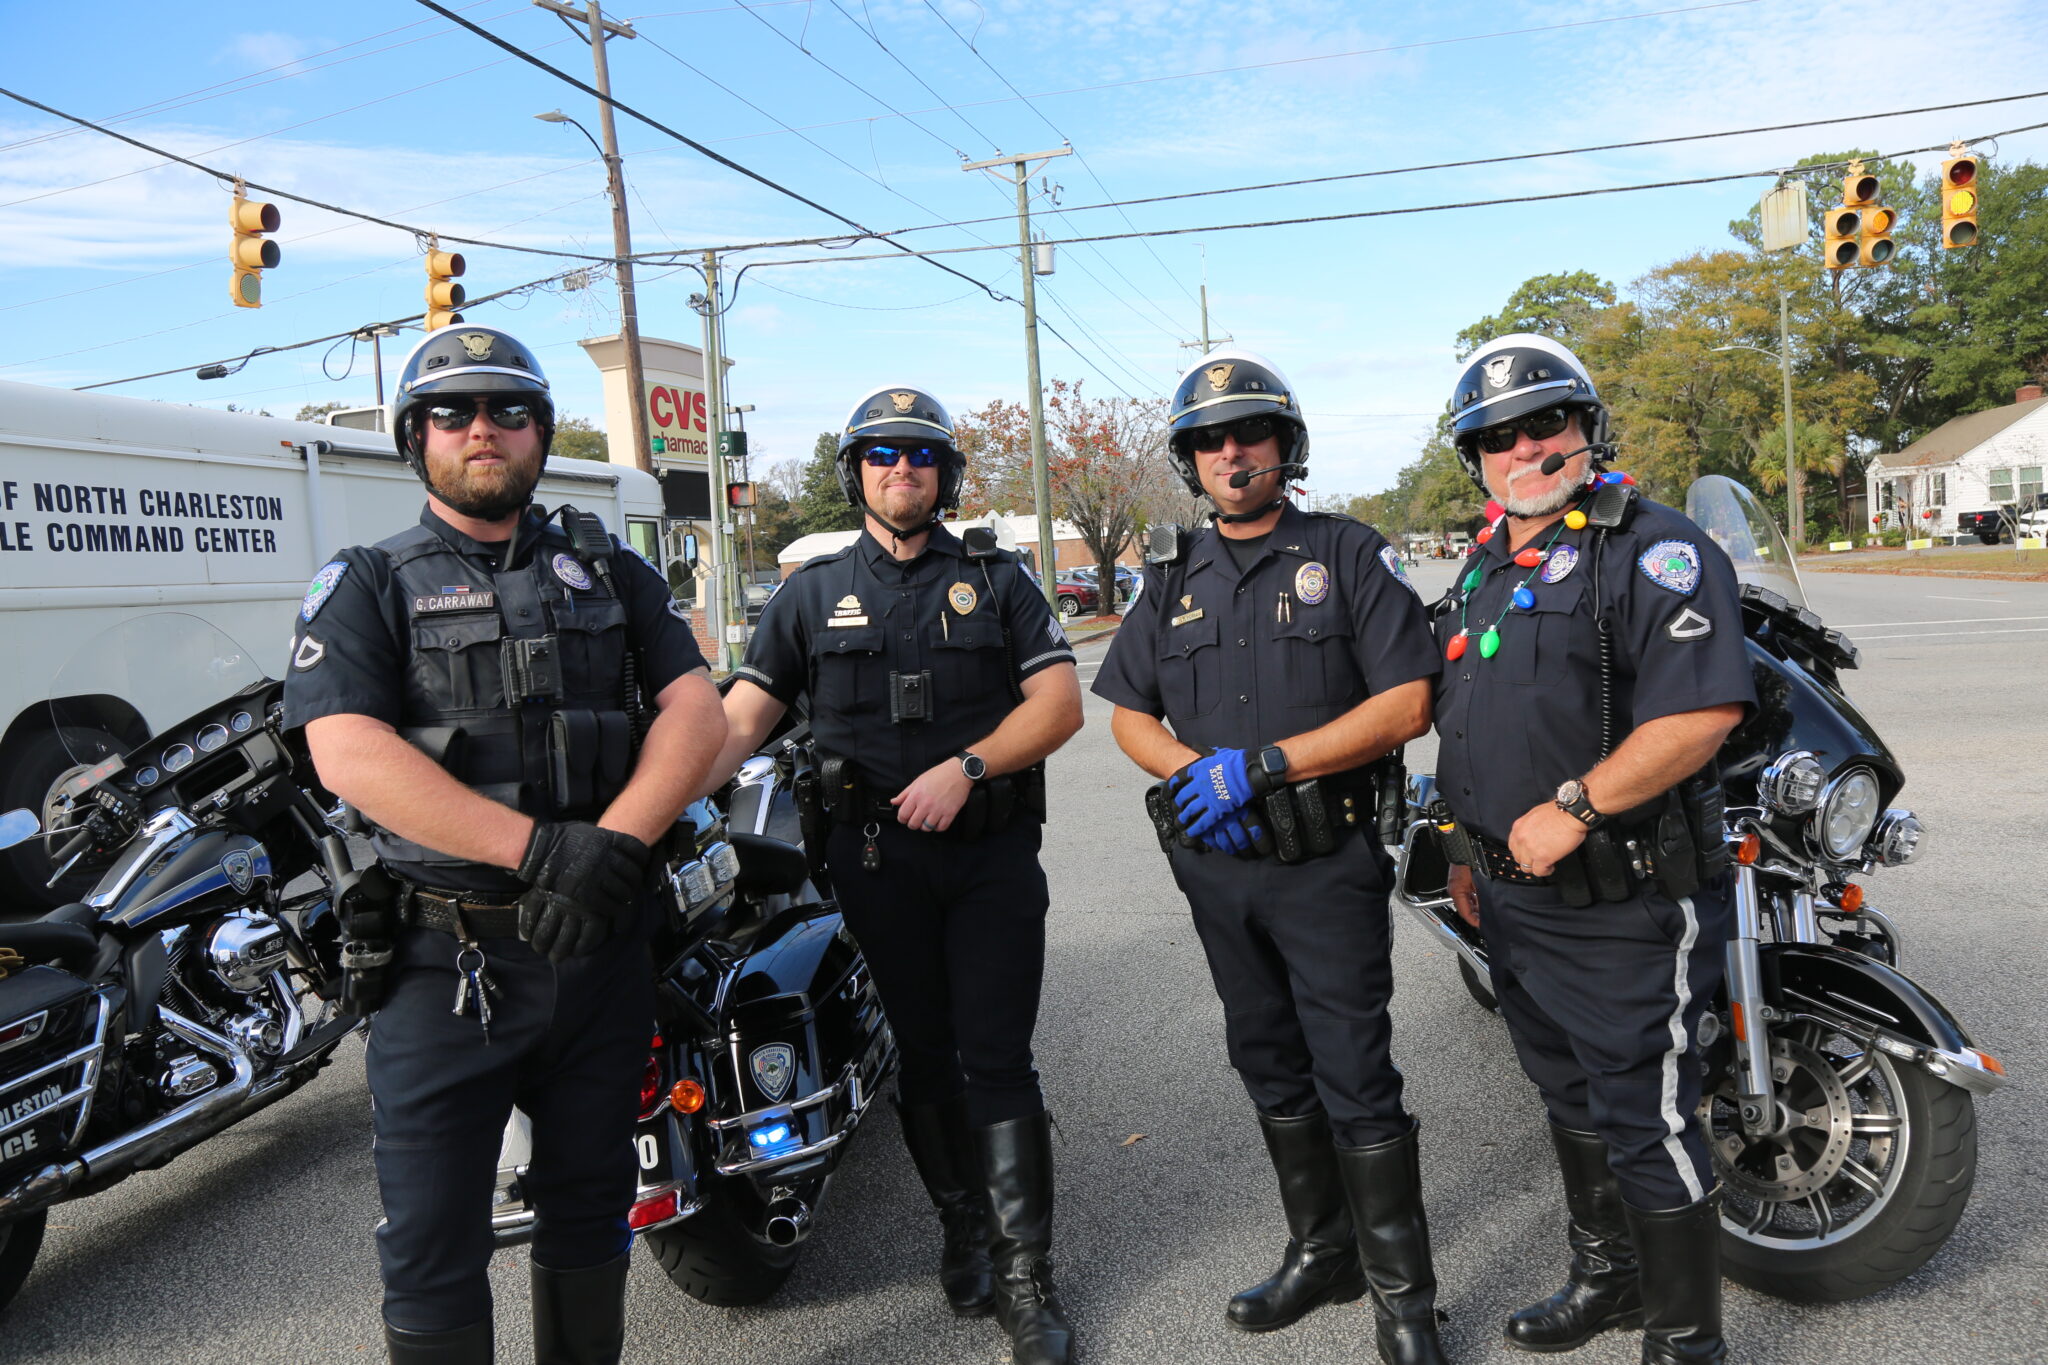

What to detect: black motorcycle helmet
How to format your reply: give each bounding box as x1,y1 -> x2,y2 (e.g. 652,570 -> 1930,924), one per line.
1447,333 -> 1608,491
1166,349 -> 1309,500
834,385 -> 963,532
388,324 -> 556,480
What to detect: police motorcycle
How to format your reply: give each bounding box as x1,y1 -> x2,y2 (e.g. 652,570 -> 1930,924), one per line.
485,696 -> 898,1306
1394,475 -> 2007,1303
0,614 -> 363,1314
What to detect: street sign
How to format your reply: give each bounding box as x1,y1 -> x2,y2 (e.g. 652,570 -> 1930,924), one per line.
1760,181 -> 1809,253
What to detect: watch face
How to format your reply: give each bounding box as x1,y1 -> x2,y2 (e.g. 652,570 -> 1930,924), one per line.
1557,780 -> 1584,804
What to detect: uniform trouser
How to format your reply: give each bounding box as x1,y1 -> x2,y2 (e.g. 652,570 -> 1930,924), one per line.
1166,830 -> 1410,1147
825,819 -> 1049,1129
366,913 -> 654,1333
1473,872 -> 1732,1210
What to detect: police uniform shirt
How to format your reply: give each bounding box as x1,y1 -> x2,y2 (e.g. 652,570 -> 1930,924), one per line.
736,524 -> 1076,794
1430,495 -> 1756,842
1091,503 -> 1440,752
281,505 -> 708,889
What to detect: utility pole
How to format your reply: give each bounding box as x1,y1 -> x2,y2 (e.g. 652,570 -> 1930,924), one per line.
697,251 -> 735,670
965,146 -> 1072,606
533,0 -> 650,474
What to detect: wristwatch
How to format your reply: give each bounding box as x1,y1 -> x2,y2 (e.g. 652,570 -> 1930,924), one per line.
1554,778 -> 1605,828
1250,744 -> 1289,794
957,750 -> 987,782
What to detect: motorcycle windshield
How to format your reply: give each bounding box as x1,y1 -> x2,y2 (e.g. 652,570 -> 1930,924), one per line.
47,612 -> 270,768
1685,474 -> 1805,609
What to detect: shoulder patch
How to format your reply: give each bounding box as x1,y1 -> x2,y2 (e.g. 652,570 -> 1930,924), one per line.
292,634 -> 326,670
301,560 -> 348,622
1638,539 -> 1701,595
1377,545 -> 1417,596
1665,606 -> 1713,640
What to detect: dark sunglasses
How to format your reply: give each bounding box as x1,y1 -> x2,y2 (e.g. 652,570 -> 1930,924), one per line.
1467,405 -> 1573,456
861,442 -> 947,468
424,397 -> 539,432
1176,414 -> 1282,455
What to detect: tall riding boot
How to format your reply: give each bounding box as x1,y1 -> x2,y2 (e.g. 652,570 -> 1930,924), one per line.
1334,1123 -> 1450,1365
384,1320 -> 494,1364
530,1252 -> 630,1365
1624,1195 -> 1726,1364
1504,1125 -> 1643,1353
1227,1109 -> 1368,1332
974,1110 -> 1074,1365
895,1094 -> 997,1317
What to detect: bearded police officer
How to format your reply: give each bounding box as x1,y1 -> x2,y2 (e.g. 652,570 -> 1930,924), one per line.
1092,352 -> 1451,1365
704,386 -> 1084,1365
283,325 -> 724,1364
1432,335 -> 1754,1364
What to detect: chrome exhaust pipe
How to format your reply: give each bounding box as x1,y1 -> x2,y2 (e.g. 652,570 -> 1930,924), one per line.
763,1198 -> 811,1246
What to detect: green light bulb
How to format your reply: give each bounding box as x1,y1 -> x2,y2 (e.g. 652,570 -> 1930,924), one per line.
1463,568 -> 1483,591
1479,628 -> 1501,659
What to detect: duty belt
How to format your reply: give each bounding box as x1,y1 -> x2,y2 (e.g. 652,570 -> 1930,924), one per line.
395,880 -> 525,939
1145,770 -> 1376,864
813,755 -> 1046,839
1461,829 -> 1551,885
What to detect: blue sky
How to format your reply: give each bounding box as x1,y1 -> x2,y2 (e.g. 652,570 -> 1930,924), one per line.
3,0 -> 2044,500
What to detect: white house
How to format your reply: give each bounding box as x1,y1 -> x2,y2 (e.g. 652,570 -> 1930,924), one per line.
1865,385 -> 2048,536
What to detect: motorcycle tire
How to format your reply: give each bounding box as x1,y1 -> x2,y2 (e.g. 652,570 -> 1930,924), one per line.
1719,1062 -> 1976,1303
1458,957 -> 1499,1013
0,724 -> 121,911
642,1177 -> 800,1306
0,1212 -> 47,1316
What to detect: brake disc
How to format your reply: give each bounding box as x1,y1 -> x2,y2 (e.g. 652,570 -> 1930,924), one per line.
1706,1034 -> 1857,1202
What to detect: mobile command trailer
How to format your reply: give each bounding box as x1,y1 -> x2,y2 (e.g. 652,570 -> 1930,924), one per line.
0,378 -> 669,907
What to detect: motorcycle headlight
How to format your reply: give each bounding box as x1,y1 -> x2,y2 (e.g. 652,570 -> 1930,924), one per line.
1759,749 -> 1827,815
1871,809 -> 1925,866
1814,768 -> 1882,861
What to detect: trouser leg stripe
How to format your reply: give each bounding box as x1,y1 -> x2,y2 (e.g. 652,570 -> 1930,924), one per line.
1659,895 -> 1706,1204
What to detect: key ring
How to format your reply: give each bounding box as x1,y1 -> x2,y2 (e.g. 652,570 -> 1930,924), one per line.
455,945 -> 486,975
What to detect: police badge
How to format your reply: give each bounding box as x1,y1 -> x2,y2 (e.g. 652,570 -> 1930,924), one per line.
1294,561 -> 1331,605
551,552 -> 592,591
948,581 -> 977,615
1540,544 -> 1579,584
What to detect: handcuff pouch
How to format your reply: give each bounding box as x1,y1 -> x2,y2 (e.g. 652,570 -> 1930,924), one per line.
1263,785 -> 1305,863
1289,779 -> 1340,858
547,709 -> 632,813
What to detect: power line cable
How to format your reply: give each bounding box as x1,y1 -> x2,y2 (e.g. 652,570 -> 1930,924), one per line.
727,0 -> 968,158
822,0 -> 1002,153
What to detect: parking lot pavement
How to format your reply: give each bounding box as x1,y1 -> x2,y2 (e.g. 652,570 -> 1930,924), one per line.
8,559 -> 2045,1363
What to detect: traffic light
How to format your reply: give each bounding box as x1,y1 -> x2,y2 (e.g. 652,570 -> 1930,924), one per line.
229,189 -> 280,308
1822,204 -> 1861,271
424,248 -> 466,331
1859,202 -> 1897,267
1941,151 -> 1979,249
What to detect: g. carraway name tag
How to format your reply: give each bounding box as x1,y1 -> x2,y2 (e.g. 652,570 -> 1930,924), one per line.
414,592 -> 497,613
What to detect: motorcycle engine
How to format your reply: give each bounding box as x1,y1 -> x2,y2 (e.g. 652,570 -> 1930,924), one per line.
204,911 -> 290,993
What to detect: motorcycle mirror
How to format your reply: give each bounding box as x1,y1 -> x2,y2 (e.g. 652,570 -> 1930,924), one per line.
0,808 -> 41,851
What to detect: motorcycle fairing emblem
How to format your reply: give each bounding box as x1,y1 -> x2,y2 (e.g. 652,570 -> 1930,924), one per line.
1482,355 -> 1516,389
457,332 -> 495,361
890,391 -> 917,414
1205,363 -> 1234,392
221,849 -> 255,895
1638,539 -> 1701,595
750,1043 -> 796,1102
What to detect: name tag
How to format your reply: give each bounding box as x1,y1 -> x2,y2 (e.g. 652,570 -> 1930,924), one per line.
414,592 -> 497,613
826,615 -> 869,627
1171,608 -> 1205,626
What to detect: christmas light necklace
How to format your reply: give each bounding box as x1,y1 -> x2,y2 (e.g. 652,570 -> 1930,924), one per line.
1445,473 -> 1631,662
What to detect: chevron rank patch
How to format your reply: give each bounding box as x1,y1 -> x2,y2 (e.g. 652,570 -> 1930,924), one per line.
1666,607 -> 1714,641
1638,540 -> 1701,595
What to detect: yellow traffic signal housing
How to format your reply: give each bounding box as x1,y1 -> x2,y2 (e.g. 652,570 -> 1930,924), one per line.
1941,154 -> 1979,249
229,192 -> 280,308
1822,205 -> 1861,271
1859,203 -> 1897,267
1841,170 -> 1880,209
424,248 -> 467,331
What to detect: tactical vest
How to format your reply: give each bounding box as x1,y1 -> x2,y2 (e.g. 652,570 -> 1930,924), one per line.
369,519 -> 635,872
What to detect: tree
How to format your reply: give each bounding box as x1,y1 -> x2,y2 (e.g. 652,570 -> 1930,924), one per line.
1453,271 -> 1616,359
793,431 -> 861,536
552,415 -> 609,462
295,400 -> 347,423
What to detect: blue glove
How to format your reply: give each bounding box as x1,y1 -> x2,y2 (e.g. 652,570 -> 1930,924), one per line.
1172,748 -> 1257,841
1198,813 -> 1264,856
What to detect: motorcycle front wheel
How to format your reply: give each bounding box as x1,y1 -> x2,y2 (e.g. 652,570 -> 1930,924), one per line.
1702,1012 -> 1977,1302
643,1174 -> 801,1306
0,1211 -> 47,1315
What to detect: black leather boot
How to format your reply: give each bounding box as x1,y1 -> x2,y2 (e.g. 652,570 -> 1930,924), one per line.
1334,1124 -> 1450,1365
531,1251 -> 630,1365
1227,1109 -> 1368,1332
974,1110 -> 1073,1365
384,1319 -> 493,1363
1504,1125 -> 1643,1353
1624,1195 -> 1725,1364
896,1094 -> 997,1317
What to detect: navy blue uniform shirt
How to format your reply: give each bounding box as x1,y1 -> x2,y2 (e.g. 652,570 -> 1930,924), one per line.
736,524 -> 1075,795
1091,503 -> 1439,751
1430,493 -> 1756,842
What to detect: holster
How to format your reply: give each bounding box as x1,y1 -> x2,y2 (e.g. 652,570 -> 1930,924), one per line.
1374,752 -> 1407,848
338,863 -> 399,1017
792,768 -> 831,877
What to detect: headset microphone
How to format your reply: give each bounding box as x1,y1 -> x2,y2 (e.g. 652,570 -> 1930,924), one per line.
1227,461 -> 1306,489
1537,442 -> 1613,477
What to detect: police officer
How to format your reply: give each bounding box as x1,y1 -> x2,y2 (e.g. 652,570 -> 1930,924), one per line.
1432,334 -> 1754,1364
704,386 -> 1084,1365
283,325 -> 725,1364
1091,352 -> 1451,1365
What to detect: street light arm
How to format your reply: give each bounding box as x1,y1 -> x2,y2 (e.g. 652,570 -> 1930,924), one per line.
536,109 -> 606,159
1708,343 -> 1784,361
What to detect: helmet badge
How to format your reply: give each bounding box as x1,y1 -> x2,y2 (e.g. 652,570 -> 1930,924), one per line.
890,391 -> 917,414
1482,355 -> 1516,389
457,332 -> 495,362
1205,363 -> 1234,392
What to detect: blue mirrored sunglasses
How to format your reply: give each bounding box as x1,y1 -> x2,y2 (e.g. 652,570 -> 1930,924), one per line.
861,443 -> 947,468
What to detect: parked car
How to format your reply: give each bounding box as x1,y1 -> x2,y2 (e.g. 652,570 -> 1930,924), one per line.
1067,564 -> 1138,603
744,581 -> 777,624
1958,493 -> 2048,544
1053,575 -> 1101,621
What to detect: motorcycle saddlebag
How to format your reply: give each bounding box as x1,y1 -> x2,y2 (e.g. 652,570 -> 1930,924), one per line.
0,966 -> 100,1180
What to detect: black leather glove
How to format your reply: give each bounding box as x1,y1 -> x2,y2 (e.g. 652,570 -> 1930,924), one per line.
516,822 -> 650,961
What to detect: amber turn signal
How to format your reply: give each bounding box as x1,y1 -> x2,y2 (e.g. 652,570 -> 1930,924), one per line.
670,1079 -> 707,1114
1733,832 -> 1762,865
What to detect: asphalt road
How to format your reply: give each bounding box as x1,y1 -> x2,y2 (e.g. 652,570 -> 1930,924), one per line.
6,562 -> 2045,1364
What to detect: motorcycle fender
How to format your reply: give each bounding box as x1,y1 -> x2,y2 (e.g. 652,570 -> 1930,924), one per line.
1763,944 -> 2005,1093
